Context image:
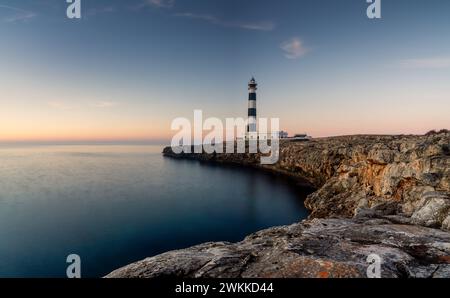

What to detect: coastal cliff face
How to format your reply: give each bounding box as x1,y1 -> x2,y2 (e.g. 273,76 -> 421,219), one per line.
163,132 -> 450,229
107,132 -> 450,278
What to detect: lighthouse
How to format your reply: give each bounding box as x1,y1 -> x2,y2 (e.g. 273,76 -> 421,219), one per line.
247,77 -> 258,140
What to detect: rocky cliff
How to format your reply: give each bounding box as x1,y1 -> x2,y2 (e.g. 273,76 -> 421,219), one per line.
107,218 -> 450,278
106,131 -> 450,278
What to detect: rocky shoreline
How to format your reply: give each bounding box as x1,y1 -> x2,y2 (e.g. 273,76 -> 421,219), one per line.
106,132 -> 450,278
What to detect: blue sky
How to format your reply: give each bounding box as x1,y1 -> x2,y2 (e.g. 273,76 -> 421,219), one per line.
1,0 -> 449,141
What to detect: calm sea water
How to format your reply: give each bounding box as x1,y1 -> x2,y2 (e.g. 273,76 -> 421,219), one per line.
0,145 -> 313,277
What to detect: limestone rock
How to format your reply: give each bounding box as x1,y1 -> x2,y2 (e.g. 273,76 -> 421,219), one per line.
443,215 -> 450,231
106,218 -> 450,278
411,194 -> 450,228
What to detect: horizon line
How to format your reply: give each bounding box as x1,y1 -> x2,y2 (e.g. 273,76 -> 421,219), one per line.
1,129 -> 447,146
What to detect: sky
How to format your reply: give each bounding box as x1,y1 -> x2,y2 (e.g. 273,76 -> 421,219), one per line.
0,0 -> 449,143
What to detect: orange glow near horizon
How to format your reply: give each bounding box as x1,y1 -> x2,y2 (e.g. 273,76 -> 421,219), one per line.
1,123 -> 447,142
0,124 -> 172,143
1,77 -> 448,143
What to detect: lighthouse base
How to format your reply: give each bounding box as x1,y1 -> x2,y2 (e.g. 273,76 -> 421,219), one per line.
245,132 -> 258,141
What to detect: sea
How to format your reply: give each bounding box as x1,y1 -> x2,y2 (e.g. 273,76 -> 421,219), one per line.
0,145 -> 313,277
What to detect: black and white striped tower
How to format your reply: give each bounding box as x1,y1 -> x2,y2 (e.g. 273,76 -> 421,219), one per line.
247,77 -> 257,139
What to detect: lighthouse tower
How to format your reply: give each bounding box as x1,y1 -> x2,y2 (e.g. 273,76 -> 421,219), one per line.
247,77 -> 258,140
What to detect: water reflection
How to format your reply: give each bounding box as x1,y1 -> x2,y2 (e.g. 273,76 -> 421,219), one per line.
0,145 -> 314,277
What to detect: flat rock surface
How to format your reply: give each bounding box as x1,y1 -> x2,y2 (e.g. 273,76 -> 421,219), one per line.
106,217 -> 450,278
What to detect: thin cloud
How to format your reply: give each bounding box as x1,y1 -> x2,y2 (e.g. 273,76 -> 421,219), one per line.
237,21 -> 275,31
48,101 -> 118,110
86,6 -> 116,17
138,1 -> 274,31
174,12 -> 275,31
280,38 -> 309,59
147,0 -> 175,9
399,57 -> 450,69
131,0 -> 174,11
174,12 -> 217,23
47,101 -> 74,111
0,4 -> 36,23
90,101 -> 119,108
